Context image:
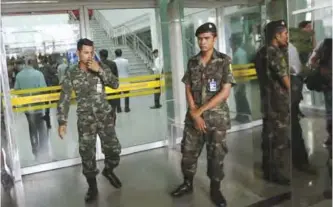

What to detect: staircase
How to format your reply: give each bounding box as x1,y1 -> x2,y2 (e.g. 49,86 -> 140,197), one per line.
90,20 -> 150,77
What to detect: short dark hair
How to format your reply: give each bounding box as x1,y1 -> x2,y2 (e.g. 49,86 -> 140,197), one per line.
99,49 -> 108,59
115,49 -> 122,57
152,49 -> 158,54
298,21 -> 311,29
77,38 -> 94,51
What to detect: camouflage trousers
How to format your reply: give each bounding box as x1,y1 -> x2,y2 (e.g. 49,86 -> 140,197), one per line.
261,115 -> 290,175
77,111 -> 121,178
181,125 -> 228,182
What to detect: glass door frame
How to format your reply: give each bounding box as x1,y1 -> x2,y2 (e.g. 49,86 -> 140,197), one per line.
1,2 -> 167,177
2,1 -> 267,177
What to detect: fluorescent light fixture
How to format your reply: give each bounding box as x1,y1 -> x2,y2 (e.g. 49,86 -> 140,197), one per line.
2,1 -> 59,4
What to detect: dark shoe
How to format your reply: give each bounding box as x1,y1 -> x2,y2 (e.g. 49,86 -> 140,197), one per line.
85,178 -> 98,202
117,108 -> 122,113
210,181 -> 227,207
150,105 -> 162,109
125,108 -> 130,113
171,178 -> 193,197
102,169 -> 122,188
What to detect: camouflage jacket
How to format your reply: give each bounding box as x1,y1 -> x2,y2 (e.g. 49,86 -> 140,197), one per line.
182,49 -> 236,130
57,63 -> 119,125
255,45 -> 290,118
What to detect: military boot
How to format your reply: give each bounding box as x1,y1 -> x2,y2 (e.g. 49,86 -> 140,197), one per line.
210,180 -> 227,207
102,169 -> 122,188
171,177 -> 193,197
85,177 -> 98,202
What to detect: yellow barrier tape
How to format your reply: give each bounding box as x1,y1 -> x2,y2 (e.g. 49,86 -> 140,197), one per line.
232,63 -> 255,70
232,68 -> 257,77
11,80 -> 166,107
13,88 -> 162,113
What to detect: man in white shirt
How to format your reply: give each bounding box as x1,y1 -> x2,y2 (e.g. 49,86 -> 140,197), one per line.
230,34 -> 251,122
150,49 -> 162,109
113,49 -> 130,113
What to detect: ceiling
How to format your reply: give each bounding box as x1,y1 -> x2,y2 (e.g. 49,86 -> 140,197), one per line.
1,0 -> 263,13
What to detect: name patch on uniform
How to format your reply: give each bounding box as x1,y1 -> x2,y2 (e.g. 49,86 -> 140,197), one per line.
209,79 -> 217,92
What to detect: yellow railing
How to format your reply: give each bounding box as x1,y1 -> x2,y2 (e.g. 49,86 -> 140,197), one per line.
8,64 -> 257,112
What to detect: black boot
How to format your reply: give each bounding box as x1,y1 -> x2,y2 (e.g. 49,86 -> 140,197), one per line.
102,169 -> 122,188
85,177 -> 98,202
171,177 -> 193,197
210,180 -> 227,207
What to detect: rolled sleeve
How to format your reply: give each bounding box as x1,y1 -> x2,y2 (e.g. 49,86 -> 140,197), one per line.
222,58 -> 236,86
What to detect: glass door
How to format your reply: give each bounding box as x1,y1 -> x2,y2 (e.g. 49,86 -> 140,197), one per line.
85,6 -> 169,160
1,7 -> 84,175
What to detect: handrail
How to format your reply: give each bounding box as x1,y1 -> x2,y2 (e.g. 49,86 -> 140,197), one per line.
113,13 -> 150,30
115,24 -> 154,68
94,10 -> 116,45
93,10 -> 153,69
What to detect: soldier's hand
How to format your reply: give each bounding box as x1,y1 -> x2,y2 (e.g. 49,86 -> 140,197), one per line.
194,117 -> 206,133
190,108 -> 202,119
58,125 -> 67,139
88,60 -> 101,72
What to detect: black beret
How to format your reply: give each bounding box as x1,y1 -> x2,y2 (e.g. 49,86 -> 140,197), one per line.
195,22 -> 217,36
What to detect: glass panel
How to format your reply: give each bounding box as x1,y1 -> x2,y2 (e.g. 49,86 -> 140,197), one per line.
2,10 -> 81,167
290,0 -> 332,205
89,8 -> 168,148
223,6 -> 261,125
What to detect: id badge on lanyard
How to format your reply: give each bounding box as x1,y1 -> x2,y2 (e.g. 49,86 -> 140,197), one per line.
208,79 -> 217,92
97,79 -> 103,93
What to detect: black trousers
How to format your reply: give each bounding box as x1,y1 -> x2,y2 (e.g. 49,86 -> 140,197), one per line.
111,91 -> 130,110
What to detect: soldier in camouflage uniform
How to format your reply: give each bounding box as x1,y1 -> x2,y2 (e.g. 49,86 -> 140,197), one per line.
57,38 -> 121,202
171,23 -> 235,207
255,20 -> 290,185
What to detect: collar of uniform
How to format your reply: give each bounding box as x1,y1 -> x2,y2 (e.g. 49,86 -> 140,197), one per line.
195,49 -> 219,61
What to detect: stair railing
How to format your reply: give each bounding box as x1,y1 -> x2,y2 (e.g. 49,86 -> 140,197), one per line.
93,11 -> 153,69
94,10 -> 117,45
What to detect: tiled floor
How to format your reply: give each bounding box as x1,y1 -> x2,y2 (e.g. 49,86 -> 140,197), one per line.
2,102 -> 332,206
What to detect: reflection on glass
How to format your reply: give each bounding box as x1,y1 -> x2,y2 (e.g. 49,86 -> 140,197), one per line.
290,2 -> 332,205
2,11 -> 81,167
90,9 -> 168,148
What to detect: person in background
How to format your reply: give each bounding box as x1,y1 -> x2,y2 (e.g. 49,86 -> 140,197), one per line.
57,58 -> 68,84
255,20 -> 290,185
99,49 -> 119,117
230,33 -> 251,123
14,53 -> 49,160
295,21 -> 316,65
113,49 -> 130,113
150,49 -> 163,109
